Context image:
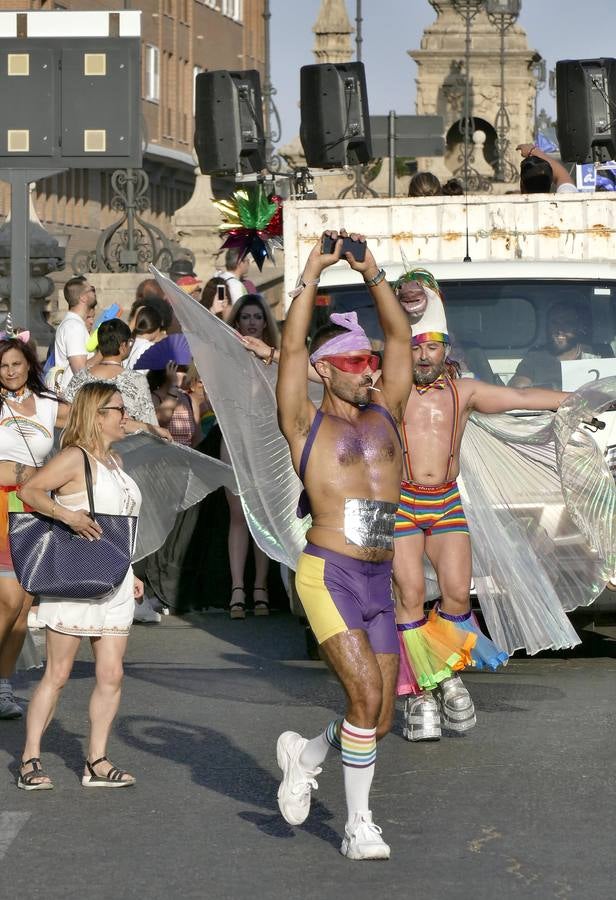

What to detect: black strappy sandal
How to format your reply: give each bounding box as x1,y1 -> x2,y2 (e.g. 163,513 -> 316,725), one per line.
82,756 -> 135,788
253,587 -> 270,617
229,586 -> 246,620
17,757 -> 54,791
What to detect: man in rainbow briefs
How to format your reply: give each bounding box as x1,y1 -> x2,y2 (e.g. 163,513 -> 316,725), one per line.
275,231 -> 412,860
392,269 -> 570,741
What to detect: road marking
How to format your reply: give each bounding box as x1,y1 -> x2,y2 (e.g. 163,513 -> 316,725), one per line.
0,813 -> 31,860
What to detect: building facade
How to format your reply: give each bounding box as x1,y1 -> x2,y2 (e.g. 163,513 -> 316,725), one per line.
411,0 -> 540,187
0,0 -> 265,272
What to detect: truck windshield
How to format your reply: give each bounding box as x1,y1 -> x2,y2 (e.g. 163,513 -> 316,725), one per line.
314,279 -> 616,388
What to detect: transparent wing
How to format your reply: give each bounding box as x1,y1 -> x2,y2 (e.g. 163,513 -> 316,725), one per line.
113,431 -> 237,562
451,379 -> 616,654
150,267 -> 308,570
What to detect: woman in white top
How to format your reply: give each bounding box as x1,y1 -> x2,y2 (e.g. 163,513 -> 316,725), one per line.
17,382 -> 142,791
0,336 -> 71,720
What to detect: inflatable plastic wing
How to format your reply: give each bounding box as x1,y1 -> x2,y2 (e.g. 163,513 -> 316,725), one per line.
455,377 -> 616,654
112,431 -> 237,562
151,267 -> 309,570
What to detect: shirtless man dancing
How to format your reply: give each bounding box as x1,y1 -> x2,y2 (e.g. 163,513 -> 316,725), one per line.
392,269 -> 568,741
275,231 -> 412,860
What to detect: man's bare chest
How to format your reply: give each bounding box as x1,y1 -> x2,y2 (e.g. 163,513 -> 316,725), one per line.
321,418 -> 398,471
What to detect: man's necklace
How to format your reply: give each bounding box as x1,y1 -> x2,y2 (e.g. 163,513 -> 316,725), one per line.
1,386 -> 33,404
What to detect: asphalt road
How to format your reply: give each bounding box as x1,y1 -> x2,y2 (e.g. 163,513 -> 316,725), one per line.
1,613 -> 615,900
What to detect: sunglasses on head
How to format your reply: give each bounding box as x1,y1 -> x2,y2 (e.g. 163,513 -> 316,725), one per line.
321,353 -> 380,374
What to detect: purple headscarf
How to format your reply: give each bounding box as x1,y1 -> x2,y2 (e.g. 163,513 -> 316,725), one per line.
309,312 -> 371,364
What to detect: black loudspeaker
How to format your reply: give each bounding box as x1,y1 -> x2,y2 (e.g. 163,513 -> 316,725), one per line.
556,59 -> 616,163
194,70 -> 266,175
300,62 -> 372,168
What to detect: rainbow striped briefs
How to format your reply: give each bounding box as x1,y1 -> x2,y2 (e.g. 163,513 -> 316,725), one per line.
340,720 -> 377,769
395,479 -> 469,538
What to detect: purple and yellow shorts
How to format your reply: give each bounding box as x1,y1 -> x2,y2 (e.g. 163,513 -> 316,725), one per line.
295,543 -> 398,655
394,479 -> 470,538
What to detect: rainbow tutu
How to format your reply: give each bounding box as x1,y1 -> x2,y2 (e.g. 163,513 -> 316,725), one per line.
396,614 -> 476,697
433,607 -> 508,671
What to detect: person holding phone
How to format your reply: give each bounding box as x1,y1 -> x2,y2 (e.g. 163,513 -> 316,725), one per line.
274,231 -> 412,860
200,278 -> 232,319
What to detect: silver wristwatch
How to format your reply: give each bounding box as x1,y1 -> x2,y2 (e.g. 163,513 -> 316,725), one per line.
364,267 -> 386,287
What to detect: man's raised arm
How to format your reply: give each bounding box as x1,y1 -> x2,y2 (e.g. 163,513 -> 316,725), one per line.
345,236 -> 412,422
276,233 -> 343,438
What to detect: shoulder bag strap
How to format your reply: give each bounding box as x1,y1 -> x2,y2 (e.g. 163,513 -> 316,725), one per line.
78,448 -> 96,520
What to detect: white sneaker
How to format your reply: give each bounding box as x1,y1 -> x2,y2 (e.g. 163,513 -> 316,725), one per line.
436,675 -> 476,732
133,597 -> 162,624
0,692 -> 23,719
403,692 -> 441,741
340,812 -> 391,860
276,731 -> 320,825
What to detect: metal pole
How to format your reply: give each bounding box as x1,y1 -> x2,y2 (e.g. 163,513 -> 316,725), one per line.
8,175 -> 29,329
356,0 -> 363,62
262,0 -> 272,168
126,168 -> 135,255
462,6 -> 472,193
388,110 -> 396,198
497,14 -> 505,181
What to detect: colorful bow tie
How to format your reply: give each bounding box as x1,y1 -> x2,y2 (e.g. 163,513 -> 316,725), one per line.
415,374 -> 447,395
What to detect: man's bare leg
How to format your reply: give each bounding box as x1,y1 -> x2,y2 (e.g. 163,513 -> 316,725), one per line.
392,533 -> 426,625
425,532 -> 472,617
374,652 -> 399,741
277,628 -> 392,858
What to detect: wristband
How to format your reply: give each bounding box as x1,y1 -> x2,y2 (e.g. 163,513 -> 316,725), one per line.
263,346 -> 276,366
364,267 -> 386,287
288,276 -> 320,299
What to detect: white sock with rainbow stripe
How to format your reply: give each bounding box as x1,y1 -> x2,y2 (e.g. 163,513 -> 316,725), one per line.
341,719 -> 377,821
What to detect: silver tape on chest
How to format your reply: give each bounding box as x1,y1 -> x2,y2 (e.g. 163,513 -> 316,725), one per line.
343,499 -> 397,550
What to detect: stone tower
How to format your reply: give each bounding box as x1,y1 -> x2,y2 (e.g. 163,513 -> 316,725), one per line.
411,0 -> 541,187
313,0 -> 354,65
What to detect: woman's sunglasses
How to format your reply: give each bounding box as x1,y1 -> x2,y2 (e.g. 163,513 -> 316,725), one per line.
321,353 -> 380,374
99,405 -> 126,416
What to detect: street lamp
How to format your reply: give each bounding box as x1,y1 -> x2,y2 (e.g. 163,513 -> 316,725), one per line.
485,0 -> 521,182
262,0 -> 282,172
450,0 -> 485,192
532,57 -> 547,138
355,0 -> 363,62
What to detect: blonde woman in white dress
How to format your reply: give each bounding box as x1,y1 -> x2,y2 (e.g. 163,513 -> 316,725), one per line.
16,382 -> 142,791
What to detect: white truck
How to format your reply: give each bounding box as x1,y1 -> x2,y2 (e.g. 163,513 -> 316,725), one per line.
283,192 -> 616,620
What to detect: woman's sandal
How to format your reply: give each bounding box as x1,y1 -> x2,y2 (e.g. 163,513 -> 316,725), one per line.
17,757 -> 54,791
229,586 -> 246,620
82,756 -> 136,788
253,587 -> 270,617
